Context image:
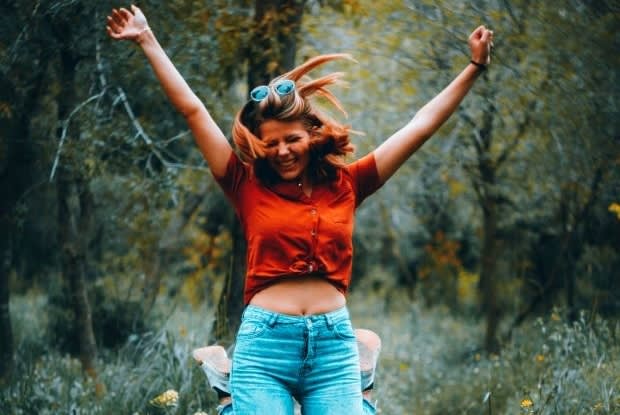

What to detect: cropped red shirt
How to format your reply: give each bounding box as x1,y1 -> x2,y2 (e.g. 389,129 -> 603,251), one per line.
214,151 -> 383,304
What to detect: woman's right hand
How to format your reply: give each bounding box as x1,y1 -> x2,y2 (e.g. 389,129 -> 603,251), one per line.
106,5 -> 150,43
468,25 -> 494,65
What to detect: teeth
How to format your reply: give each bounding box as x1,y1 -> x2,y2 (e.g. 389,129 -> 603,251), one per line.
279,160 -> 296,168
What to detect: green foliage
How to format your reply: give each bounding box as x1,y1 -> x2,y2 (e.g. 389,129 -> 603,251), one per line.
1,333 -> 218,414
1,0 -> 619,391
46,279 -> 157,353
302,0 -> 620,317
348,293 -> 619,415
4,293 -> 618,414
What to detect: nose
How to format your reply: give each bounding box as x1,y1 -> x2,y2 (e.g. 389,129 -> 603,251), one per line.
277,142 -> 290,157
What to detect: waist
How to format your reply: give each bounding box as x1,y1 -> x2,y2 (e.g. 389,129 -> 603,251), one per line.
242,303 -> 351,326
248,275 -> 346,315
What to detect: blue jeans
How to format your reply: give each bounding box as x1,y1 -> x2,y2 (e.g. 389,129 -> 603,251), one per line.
218,305 -> 376,415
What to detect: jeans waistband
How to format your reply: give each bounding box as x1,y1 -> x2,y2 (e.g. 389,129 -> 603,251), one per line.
242,304 -> 350,328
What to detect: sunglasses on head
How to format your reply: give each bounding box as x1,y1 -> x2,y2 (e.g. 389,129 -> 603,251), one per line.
250,79 -> 296,102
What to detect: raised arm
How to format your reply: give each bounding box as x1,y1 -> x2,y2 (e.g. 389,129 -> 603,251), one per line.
106,5 -> 232,177
374,25 -> 494,183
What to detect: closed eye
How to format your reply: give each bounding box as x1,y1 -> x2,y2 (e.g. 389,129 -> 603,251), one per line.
285,135 -> 301,143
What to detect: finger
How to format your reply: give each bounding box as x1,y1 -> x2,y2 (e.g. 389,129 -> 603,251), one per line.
119,7 -> 133,20
106,26 -> 121,39
131,4 -> 146,21
481,28 -> 491,43
111,9 -> 125,26
474,25 -> 486,38
107,16 -> 122,33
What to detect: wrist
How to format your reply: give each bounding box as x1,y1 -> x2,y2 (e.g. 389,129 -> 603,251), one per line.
135,27 -> 153,45
469,59 -> 487,72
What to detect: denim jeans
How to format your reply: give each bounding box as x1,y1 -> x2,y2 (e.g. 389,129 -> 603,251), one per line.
218,305 -> 376,415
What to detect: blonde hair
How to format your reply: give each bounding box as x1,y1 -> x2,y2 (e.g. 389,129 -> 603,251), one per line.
232,53 -> 356,183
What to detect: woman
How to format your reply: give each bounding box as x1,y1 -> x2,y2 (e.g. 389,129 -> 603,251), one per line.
106,5 -> 493,414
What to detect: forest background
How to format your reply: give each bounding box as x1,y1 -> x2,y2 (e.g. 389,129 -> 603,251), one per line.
0,0 -> 618,414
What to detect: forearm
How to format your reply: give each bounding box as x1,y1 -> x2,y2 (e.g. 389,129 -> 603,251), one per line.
410,62 -> 482,140
137,30 -> 203,117
137,30 -> 231,174
375,63 -> 483,182
106,5 -> 232,175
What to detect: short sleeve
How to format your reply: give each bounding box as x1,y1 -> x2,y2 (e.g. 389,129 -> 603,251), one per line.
213,151 -> 249,206
346,152 -> 383,207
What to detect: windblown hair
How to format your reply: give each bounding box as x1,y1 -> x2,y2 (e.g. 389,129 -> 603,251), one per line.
232,53 -> 356,184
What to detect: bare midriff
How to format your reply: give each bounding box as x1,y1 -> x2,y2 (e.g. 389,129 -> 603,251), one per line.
249,275 -> 346,316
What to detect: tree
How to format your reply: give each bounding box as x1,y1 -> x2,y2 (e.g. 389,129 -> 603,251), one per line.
213,0 -> 308,345
301,0 -> 619,351
0,0 -> 55,382
51,2 -> 102,379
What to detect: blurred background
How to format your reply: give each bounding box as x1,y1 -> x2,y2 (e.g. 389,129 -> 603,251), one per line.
1,0 -> 618,414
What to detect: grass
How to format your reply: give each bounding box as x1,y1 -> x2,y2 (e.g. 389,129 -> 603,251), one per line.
2,291 -> 619,414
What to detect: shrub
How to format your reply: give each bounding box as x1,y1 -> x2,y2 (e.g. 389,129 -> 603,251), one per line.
46,281 -> 156,354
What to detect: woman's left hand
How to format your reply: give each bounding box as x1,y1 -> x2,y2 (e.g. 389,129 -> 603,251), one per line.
468,25 -> 494,65
106,5 -> 150,43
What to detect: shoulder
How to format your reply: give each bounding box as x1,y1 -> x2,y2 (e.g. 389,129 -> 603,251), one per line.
345,152 -> 379,180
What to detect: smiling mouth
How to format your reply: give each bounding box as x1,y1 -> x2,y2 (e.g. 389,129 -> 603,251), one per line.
277,159 -> 297,169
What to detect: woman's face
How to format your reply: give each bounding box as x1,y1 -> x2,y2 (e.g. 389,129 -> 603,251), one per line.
259,119 -> 311,181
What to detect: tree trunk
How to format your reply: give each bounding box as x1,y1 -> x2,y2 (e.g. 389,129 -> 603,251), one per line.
57,173 -> 98,377
0,61 -> 48,382
0,232 -> 13,384
480,198 -> 500,353
379,202 -> 416,300
213,0 -> 307,345
473,93 -> 502,354
213,219 -> 247,346
247,0 -> 306,89
55,47 -> 98,378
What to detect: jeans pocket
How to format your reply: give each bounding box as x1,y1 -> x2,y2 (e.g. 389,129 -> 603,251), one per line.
237,318 -> 268,340
333,319 -> 356,341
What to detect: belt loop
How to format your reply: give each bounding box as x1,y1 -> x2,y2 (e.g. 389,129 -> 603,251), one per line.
324,312 -> 334,329
267,311 -> 278,328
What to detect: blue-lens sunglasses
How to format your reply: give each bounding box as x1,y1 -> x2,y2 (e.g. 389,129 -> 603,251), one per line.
250,79 -> 295,102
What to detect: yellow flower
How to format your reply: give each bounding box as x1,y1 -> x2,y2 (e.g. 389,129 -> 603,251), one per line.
179,325 -> 188,338
609,203 -> 620,220
593,402 -> 603,410
150,389 -> 179,408
535,354 -> 545,362
551,312 -> 561,321
520,398 -> 534,408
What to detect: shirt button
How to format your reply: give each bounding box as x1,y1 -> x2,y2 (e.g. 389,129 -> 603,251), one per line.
308,264 -> 314,272
311,230 -> 316,236
310,208 -> 317,215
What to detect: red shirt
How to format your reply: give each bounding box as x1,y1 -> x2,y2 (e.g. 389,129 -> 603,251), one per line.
214,152 -> 383,304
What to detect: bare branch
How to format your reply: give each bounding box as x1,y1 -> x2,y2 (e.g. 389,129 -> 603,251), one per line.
115,87 -> 153,146
496,101 -> 534,168
5,1 -> 42,69
459,112 -> 484,156
49,92 -> 105,181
